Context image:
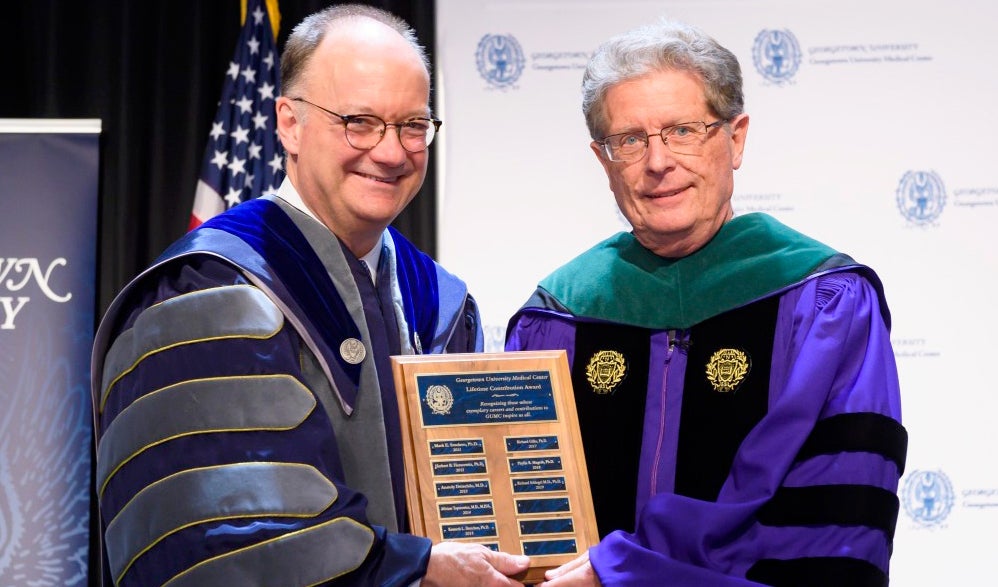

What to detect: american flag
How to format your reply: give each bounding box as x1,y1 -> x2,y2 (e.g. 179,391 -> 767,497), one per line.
190,0 -> 284,230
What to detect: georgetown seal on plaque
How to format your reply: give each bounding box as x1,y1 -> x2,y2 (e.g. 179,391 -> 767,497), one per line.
425,384 -> 454,416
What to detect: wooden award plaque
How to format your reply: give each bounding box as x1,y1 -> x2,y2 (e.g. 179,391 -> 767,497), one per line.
391,350 -> 599,584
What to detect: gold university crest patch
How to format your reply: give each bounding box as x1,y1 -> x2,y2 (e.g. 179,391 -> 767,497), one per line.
585,350 -> 627,394
705,348 -> 750,393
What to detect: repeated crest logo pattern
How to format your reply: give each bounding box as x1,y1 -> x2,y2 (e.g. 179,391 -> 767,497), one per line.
902,470 -> 955,527
752,29 -> 802,84
476,34 -> 526,88
896,170 -> 947,226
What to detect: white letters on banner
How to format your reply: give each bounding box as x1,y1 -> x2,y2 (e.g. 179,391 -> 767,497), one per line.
0,296 -> 30,329
0,257 -> 72,329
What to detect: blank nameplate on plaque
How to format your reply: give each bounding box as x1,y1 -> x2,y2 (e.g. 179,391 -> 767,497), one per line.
391,350 -> 598,585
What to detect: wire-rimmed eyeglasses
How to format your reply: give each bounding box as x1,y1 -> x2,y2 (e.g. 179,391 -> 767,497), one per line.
596,120 -> 727,162
291,97 -> 442,153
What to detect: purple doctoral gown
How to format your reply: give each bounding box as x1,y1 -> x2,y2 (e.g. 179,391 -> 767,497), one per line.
506,213 -> 906,586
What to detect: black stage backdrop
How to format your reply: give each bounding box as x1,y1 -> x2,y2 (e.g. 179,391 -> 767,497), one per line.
0,2 -> 433,584
0,0 -> 437,321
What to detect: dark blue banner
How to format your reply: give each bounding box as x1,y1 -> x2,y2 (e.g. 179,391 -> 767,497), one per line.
0,121 -> 100,586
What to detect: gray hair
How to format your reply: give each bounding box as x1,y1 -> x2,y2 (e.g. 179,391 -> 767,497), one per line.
280,4 -> 429,97
582,19 -> 744,139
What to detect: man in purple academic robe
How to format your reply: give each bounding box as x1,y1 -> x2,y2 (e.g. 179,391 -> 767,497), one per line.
506,18 -> 906,587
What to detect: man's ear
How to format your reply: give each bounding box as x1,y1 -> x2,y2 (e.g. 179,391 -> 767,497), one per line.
590,141 -> 614,189
275,97 -> 301,156
728,113 -> 749,170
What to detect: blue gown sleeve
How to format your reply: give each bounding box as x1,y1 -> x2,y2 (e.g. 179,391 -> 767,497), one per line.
93,256 -> 430,587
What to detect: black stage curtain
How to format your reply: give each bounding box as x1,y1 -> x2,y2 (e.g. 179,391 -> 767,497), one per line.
0,0 -> 437,320
0,3 -> 433,585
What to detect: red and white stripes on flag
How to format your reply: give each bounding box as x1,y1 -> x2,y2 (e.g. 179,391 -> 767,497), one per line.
190,0 -> 284,230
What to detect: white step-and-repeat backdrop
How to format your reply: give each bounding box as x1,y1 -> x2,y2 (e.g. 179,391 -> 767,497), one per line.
436,1 -> 997,583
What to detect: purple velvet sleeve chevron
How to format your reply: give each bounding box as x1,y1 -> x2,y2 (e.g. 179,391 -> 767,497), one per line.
95,257 -> 430,587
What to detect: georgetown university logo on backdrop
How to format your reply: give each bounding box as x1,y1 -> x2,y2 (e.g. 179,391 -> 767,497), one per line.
902,469 -> 955,527
476,34 -> 525,88
896,170 -> 946,226
752,29 -> 801,84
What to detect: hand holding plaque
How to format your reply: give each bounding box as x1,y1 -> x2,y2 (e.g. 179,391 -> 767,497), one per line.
391,350 -> 598,584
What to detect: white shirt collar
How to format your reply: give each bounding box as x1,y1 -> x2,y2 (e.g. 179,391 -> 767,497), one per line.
276,177 -> 317,221
275,177 -> 382,283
